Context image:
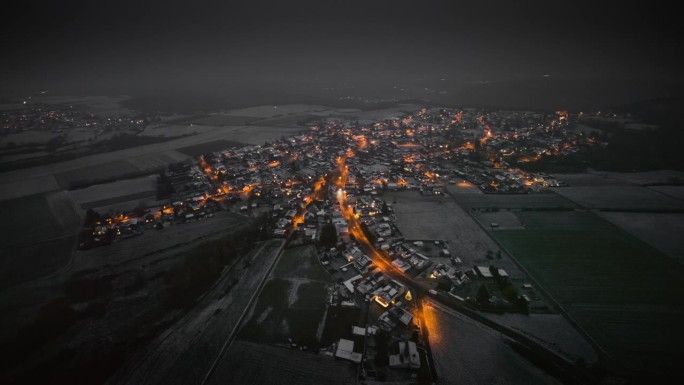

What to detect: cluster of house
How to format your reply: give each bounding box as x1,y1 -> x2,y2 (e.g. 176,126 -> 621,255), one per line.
79,171 -> 224,249
146,105 -> 585,378
1,102 -> 147,136
333,325 -> 420,371
333,268 -> 422,376
149,104 -> 599,249
388,243 -> 431,274
79,210 -> 158,249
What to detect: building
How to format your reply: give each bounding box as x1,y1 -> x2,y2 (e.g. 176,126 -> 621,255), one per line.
335,339 -> 363,363
389,340 -> 420,369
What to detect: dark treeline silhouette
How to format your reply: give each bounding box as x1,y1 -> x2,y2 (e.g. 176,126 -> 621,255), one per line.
597,97 -> 684,171
524,98 -> 684,173
593,126 -> 684,171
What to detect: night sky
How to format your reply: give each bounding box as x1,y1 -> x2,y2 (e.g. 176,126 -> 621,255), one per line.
2,0 -> 682,108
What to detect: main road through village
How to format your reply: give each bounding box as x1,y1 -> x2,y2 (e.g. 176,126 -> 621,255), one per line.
331,156 -> 600,385
130,157 -> 597,384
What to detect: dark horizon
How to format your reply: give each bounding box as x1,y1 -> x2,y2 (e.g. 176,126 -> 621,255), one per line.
2,0 -> 682,109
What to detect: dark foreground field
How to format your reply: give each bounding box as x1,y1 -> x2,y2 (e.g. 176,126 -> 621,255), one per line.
239,245 -> 332,350
207,340 -> 356,385
492,210 -> 684,378
0,191 -> 81,289
424,300 -> 563,385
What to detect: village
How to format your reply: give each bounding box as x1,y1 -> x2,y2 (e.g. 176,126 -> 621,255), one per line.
76,105 -> 602,249
3,0 -> 683,382
77,106 -> 600,245
67,105 -> 608,381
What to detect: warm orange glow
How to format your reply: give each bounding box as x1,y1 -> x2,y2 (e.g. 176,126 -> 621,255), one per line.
556,110 -> 568,121
518,155 -> 541,163
333,156 -> 404,276
292,214 -> 304,228
198,156 -> 218,181
450,111 -> 463,125
421,301 -> 441,345
396,142 -> 421,148
353,135 -> 368,150
374,295 -> 390,308
480,133 -> 490,145
461,142 -> 475,151
267,160 -> 281,168
478,115 -> 495,145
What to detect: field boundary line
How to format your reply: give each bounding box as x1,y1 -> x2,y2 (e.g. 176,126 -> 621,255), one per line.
201,238 -> 287,385
447,191 -> 610,370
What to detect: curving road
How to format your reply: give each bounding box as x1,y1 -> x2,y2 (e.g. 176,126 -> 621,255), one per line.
335,157 -> 599,385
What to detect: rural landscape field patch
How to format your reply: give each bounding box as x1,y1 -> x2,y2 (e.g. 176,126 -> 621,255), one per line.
239,245 -> 332,349
492,210 -> 684,373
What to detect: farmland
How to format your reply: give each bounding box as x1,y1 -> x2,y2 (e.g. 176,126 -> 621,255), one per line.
591,170 -> 684,186
54,151 -> 189,189
239,245 -> 332,349
206,340 -> 356,385
446,186 -> 578,210
220,103 -> 420,123
0,175 -> 61,201
223,104 -> 334,117
0,193 -> 77,247
553,185 -> 684,210
184,114 -> 261,126
25,95 -> 136,116
423,300 -> 563,385
484,312 -> 597,364
597,212 -> 684,264
476,211 -> 525,229
0,191 -> 81,288
222,104 -> 353,118
68,175 -> 157,210
272,244 -> 333,282
338,103 -> 420,121
0,236 -> 75,291
177,139 -> 246,156
553,173 -> 630,187
0,211 -> 259,384
214,124 -> 306,145
247,113 -> 319,127
492,210 -> 684,375
106,240 -> 284,385
0,122 -> 304,195
647,185 -> 684,201
74,211 -> 248,271
386,190 -> 520,278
